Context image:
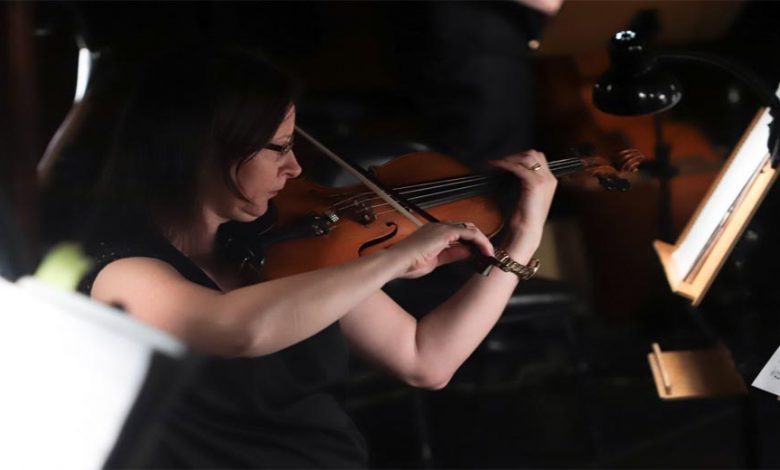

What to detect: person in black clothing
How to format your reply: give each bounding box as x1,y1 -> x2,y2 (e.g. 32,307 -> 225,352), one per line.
79,46 -> 557,468
391,0 -> 561,169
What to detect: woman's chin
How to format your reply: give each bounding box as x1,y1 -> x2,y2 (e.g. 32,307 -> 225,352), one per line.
237,202 -> 267,221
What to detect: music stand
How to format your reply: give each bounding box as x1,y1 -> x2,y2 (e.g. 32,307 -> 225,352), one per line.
647,101 -> 780,402
653,106 -> 778,306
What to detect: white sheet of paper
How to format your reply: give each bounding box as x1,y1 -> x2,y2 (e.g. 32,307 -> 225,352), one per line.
752,345 -> 780,396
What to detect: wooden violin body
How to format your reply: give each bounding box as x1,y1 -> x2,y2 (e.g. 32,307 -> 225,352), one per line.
264,152 -> 503,279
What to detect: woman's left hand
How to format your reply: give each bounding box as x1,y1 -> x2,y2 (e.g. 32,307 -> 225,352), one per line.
488,150 -> 557,262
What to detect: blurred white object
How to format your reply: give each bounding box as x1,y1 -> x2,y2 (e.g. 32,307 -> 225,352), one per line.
0,276 -> 186,469
74,46 -> 92,103
753,345 -> 780,397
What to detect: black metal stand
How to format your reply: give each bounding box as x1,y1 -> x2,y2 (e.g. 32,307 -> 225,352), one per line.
653,114 -> 676,243
637,114 -> 677,242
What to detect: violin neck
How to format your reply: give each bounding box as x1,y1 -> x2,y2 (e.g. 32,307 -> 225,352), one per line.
391,157 -> 583,209
548,156 -> 585,177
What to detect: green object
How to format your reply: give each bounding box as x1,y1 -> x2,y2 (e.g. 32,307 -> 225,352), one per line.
35,242 -> 93,291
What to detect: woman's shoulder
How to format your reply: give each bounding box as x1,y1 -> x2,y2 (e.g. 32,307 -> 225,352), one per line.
78,236 -> 168,295
78,235 -> 218,295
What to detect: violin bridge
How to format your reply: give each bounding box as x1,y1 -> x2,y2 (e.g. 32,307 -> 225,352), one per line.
342,198 -> 376,225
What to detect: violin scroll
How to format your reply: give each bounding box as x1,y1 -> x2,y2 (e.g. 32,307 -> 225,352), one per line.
577,146 -> 646,192
615,148 -> 644,172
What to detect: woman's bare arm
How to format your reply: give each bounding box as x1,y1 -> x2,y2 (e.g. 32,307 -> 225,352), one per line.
340,150 -> 557,390
91,222 -> 493,357
91,249 -> 406,356
340,260 -> 524,390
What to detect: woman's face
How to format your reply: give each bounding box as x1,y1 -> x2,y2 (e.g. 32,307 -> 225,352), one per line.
213,107 -> 302,222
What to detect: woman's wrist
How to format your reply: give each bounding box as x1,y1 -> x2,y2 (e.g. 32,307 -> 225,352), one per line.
500,230 -> 540,264
374,246 -> 416,280
492,248 -> 541,281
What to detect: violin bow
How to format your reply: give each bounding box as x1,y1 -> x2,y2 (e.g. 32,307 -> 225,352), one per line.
295,127 -> 429,227
295,126 -> 499,275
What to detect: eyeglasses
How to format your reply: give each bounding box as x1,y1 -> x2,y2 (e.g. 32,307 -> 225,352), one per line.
264,139 -> 294,156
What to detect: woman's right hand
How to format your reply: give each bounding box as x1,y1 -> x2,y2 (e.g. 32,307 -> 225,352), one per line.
386,222 -> 494,279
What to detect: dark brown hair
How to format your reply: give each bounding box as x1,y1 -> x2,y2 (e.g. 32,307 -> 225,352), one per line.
93,45 -> 298,239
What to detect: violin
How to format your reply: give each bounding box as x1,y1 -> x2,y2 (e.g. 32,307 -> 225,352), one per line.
218,143 -> 643,280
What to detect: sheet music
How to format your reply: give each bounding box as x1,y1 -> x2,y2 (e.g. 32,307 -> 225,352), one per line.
752,345 -> 780,396
672,106 -> 774,280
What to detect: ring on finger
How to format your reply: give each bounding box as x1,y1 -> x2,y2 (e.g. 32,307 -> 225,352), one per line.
527,162 -> 542,172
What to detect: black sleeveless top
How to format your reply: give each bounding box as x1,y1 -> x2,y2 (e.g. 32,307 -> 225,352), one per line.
79,234 -> 368,468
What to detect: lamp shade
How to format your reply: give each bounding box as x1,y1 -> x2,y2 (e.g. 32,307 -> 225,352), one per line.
593,30 -> 682,116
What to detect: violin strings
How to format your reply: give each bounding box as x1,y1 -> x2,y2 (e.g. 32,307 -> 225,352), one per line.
327,158 -> 581,209
325,158 -> 582,212
382,159 -> 582,203
326,160 -> 579,213
390,176 -> 498,198
327,174 -> 492,211
323,159 -> 584,219
333,180 -> 500,220
349,178 -> 496,208
325,162 -> 583,222
350,162 -> 578,209
323,158 -> 586,231
324,178 -> 491,218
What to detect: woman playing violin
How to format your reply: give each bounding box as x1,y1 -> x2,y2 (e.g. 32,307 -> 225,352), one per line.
79,46 -> 556,468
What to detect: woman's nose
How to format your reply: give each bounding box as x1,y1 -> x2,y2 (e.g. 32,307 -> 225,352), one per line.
283,151 -> 303,178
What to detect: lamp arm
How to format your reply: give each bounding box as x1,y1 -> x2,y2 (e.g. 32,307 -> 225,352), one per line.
656,51 -> 780,167
655,51 -> 780,110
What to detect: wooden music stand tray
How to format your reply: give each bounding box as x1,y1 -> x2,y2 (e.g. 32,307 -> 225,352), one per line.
648,342 -> 747,400
654,107 -> 779,306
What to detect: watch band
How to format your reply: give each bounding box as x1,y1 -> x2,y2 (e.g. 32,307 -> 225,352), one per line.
493,248 -> 540,280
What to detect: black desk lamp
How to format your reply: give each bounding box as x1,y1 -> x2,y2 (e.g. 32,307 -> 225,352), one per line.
593,30 -> 780,165
592,30 -> 780,241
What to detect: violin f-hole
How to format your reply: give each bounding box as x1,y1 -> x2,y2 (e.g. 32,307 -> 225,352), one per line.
358,222 -> 399,255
